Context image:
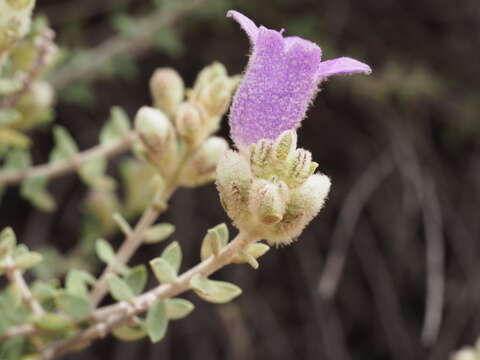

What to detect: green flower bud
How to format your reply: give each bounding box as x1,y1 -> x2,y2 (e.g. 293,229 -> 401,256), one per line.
134,106 -> 178,177
174,102 -> 205,147
249,179 -> 289,225
150,68 -> 184,117
180,137 -> 229,187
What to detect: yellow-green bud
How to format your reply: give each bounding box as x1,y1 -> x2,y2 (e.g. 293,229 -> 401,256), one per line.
180,137 -> 229,187
174,102 -> 205,146
150,68 -> 184,117
134,106 -> 178,176
249,179 -> 289,225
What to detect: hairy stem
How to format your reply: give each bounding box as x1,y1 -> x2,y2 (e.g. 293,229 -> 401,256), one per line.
89,147 -> 192,307
4,256 -> 44,316
0,131 -> 137,185
42,231 -> 259,360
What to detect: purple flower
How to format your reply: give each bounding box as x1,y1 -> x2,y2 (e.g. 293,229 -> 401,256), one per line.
227,10 -> 372,149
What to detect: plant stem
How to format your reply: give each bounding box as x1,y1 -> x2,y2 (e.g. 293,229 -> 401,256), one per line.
4,256 -> 44,316
88,146 -> 192,307
42,231 -> 259,360
0,131 -> 137,185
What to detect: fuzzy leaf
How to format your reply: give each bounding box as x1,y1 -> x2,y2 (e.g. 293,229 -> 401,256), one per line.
0,227 -> 16,259
34,313 -> 73,332
113,321 -> 147,342
190,274 -> 242,304
125,265 -> 147,295
146,300 -> 168,343
14,252 -> 43,270
143,223 -> 175,244
107,274 -> 135,302
65,269 -> 96,297
55,292 -> 92,321
161,241 -> 182,273
100,106 -> 131,145
95,239 -> 116,264
165,298 -> 194,320
149,257 -> 176,284
200,223 -> 229,261
20,176 -> 56,212
49,126 -> 78,164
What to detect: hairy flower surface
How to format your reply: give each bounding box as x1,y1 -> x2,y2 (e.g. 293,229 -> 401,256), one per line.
227,10 -> 371,148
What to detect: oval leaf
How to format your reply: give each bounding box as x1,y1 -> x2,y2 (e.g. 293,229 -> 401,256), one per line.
146,300 -> 168,343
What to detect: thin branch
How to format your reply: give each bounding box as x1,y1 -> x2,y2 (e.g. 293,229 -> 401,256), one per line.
0,131 -> 137,185
89,146 -> 192,307
0,324 -> 37,343
4,256 -> 44,316
1,29 -> 56,109
41,231 -> 260,360
317,152 -> 394,299
50,0 -> 203,90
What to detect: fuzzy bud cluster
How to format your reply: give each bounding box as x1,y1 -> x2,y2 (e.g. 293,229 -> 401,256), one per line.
0,0 -> 35,59
216,130 -> 331,246
134,106 -> 179,179
148,64 -> 238,149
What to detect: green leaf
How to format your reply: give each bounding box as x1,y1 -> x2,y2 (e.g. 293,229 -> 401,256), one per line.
95,238 -> 116,264
3,285 -> 22,309
65,269 -> 96,297
190,274 -> 242,304
107,274 -> 134,302
0,227 -> 16,259
3,149 -> 31,170
146,300 -> 168,343
31,281 -> 57,300
165,298 -> 194,320
200,223 -> 229,261
161,241 -> 182,273
79,156 -> 115,189
144,223 -> 175,244
125,265 -> 147,295
245,243 -> 270,259
33,313 -> 73,332
113,321 -> 147,342
149,257 -> 176,284
112,212 -> 132,236
55,292 -> 92,321
14,252 -> 43,270
100,106 -> 131,145
49,126 -> 78,164
20,176 -> 56,212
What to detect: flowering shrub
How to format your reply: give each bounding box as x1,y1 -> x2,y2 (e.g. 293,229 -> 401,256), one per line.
0,4 -> 374,359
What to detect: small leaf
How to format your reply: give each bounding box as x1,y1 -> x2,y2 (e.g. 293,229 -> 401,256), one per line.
113,322 -> 147,342
55,292 -> 92,321
4,285 -> 22,309
146,300 -> 168,343
236,251 -> 259,269
112,212 -> 132,236
48,126 -> 78,164
20,176 -> 56,212
200,223 -> 229,261
100,106 -> 131,145
0,227 -> 16,259
165,298 -> 194,320
3,149 -> 31,170
149,258 -> 176,284
245,243 -> 270,259
65,270 -> 96,297
33,313 -> 73,332
95,239 -> 115,264
125,265 -> 147,295
79,156 -> 114,189
144,223 -> 175,244
190,274 -> 242,304
161,241 -> 182,273
31,281 -> 57,300
107,274 -> 135,302
14,252 -> 43,270
0,128 -> 31,148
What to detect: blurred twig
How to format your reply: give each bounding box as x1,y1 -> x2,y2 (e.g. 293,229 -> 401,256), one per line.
50,0 -> 202,90
318,152 -> 394,299
0,131 -> 137,185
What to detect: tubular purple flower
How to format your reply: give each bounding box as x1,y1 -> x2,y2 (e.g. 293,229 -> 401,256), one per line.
227,10 -> 372,149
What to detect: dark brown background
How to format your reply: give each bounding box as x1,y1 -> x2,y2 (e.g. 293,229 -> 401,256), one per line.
2,0 -> 480,359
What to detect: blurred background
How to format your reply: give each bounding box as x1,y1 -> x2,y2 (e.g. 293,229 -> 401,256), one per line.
2,0 -> 480,359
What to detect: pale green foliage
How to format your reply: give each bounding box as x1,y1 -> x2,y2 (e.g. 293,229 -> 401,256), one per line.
190,274 -> 242,304
146,300 -> 168,343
